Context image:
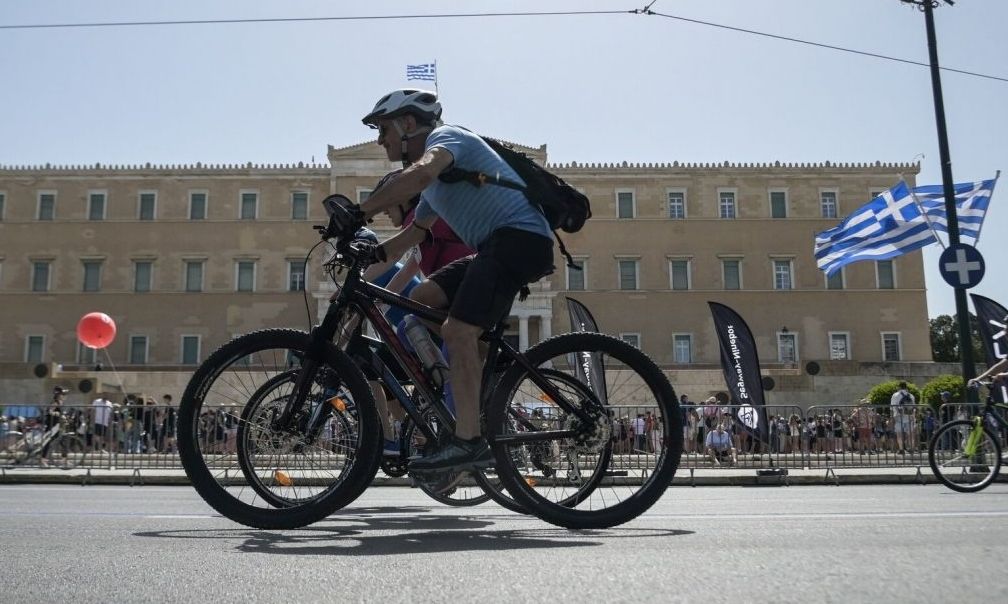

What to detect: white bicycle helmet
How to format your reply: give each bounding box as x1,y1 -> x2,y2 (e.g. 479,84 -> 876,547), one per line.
362,89 -> 442,127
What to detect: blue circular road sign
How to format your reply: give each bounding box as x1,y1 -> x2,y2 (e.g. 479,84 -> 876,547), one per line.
938,243 -> 985,289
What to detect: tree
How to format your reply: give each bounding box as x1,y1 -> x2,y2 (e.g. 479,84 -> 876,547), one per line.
929,313 -> 984,362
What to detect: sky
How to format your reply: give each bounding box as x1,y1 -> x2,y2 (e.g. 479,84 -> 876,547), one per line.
1,0 -> 1005,319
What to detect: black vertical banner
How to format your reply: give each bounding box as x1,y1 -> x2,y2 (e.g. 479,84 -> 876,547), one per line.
970,293 -> 1008,403
708,301 -> 769,443
565,297 -> 608,404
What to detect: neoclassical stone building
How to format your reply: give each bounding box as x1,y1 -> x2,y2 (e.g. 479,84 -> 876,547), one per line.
0,141 -> 933,405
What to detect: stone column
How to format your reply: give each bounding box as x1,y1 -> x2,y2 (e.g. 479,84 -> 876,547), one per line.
519,317 -> 530,351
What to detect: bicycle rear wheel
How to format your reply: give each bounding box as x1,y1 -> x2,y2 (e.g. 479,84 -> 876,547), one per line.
178,329 -> 381,529
928,419 -> 1002,493
487,332 -> 682,529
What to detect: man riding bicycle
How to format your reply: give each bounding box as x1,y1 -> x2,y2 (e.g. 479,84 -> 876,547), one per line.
354,88 -> 555,472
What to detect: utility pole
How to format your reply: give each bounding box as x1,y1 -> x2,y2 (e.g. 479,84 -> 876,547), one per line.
902,0 -> 976,389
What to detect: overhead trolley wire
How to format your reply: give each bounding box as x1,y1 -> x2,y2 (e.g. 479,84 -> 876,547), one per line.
1,5 -> 1004,83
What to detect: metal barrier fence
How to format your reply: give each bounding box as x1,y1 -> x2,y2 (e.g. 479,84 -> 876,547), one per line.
6,402 -> 1002,481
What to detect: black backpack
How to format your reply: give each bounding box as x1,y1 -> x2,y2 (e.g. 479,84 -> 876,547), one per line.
438,134 -> 591,268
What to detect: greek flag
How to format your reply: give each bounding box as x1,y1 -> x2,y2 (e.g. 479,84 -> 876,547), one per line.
911,178 -> 997,241
406,63 -> 436,81
814,177 -> 997,276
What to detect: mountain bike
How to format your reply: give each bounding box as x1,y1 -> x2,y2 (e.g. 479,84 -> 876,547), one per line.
0,417 -> 87,470
928,379 -> 1008,492
177,194 -> 683,529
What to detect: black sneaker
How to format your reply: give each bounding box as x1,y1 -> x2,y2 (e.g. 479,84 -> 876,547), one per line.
408,436 -> 492,472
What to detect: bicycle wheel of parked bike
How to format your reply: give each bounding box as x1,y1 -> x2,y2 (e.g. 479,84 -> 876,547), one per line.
178,329 -> 382,529
52,435 -> 86,470
928,419 -> 1002,493
487,332 -> 683,529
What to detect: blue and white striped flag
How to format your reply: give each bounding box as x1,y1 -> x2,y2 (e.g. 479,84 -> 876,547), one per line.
406,63 -> 436,81
814,177 -> 997,276
911,178 -> 996,241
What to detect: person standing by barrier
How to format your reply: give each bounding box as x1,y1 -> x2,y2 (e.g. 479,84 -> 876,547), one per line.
787,413 -> 800,454
851,404 -> 872,455
91,395 -> 113,453
161,394 -> 177,454
632,413 -> 647,453
890,382 -> 916,453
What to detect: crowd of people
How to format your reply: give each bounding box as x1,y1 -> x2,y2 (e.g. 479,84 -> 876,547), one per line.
0,389 -> 181,458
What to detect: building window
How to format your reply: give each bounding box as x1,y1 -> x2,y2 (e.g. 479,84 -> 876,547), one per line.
667,190 -> 686,219
129,335 -> 149,365
778,332 -> 798,363
618,259 -> 639,291
620,333 -> 640,349
77,342 -> 97,365
236,261 -> 256,292
820,191 -> 838,219
25,335 -> 45,363
32,261 -> 51,292
826,268 -> 844,290
291,191 -> 308,220
719,190 -> 736,219
773,259 -> 793,290
882,332 -> 902,361
877,260 -> 895,289
138,192 -> 157,220
770,190 -> 787,218
722,259 -> 741,290
616,190 -> 635,219
134,261 -> 153,293
829,332 -> 851,360
669,259 -> 690,290
88,191 -> 106,220
357,189 -> 373,204
82,260 -> 103,292
240,191 -> 258,220
0,192 -> 5,220
288,260 -> 306,292
566,258 -> 586,291
185,261 -> 204,292
38,192 -> 56,220
181,335 -> 201,365
189,191 -> 207,220
673,334 -> 693,364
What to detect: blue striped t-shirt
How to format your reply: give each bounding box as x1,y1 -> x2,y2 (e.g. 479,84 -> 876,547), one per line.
415,125 -> 552,249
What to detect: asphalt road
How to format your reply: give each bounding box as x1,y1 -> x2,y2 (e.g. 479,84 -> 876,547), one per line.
2,483 -> 1007,603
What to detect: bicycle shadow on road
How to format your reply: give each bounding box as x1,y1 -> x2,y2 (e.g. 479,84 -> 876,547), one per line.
134,505 -> 692,556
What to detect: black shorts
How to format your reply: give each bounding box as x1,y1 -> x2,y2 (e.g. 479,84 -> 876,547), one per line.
428,228 -> 554,329
93,423 -> 107,437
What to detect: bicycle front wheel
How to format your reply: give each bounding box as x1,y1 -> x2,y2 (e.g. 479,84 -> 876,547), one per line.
928,419 -> 1002,493
178,329 -> 381,529
487,332 -> 683,529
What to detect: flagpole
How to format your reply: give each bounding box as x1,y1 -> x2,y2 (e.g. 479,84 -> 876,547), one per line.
900,174 -> 947,250
905,0 -> 976,389
433,59 -> 438,95
972,170 -> 999,245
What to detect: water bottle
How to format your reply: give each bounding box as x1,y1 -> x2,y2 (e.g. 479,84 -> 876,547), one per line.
402,315 -> 449,389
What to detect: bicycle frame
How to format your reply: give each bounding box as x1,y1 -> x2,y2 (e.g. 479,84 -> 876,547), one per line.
964,392 -> 1008,456
276,238 -> 595,448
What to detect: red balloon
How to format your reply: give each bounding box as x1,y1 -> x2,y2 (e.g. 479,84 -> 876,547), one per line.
77,312 -> 117,349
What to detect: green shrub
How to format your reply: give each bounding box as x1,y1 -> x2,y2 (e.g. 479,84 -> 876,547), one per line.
921,374 -> 964,413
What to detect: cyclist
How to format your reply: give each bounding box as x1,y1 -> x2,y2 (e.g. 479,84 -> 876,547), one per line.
968,356 -> 1008,388
355,88 -> 554,472
352,170 -> 474,456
